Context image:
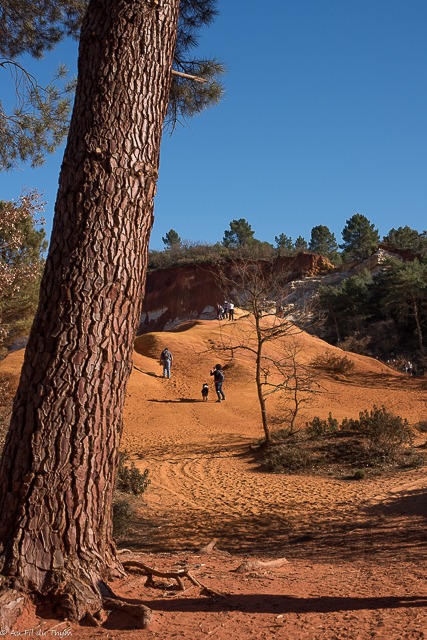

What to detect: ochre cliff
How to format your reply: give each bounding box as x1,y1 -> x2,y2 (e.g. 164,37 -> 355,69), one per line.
139,253 -> 333,334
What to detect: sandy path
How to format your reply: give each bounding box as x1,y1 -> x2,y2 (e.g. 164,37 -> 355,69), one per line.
120,321 -> 427,561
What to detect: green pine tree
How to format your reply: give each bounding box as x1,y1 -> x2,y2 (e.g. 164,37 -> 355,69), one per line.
162,228 -> 182,249
383,226 -> 427,259
340,213 -> 380,262
309,224 -> 340,262
223,218 -> 256,248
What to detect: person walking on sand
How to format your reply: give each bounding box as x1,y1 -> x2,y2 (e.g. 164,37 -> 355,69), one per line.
228,301 -> 235,320
216,302 -> 224,320
210,364 -> 226,402
223,301 -> 229,320
160,347 -> 173,379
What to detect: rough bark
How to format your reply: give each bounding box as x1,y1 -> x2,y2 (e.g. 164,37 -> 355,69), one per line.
412,296 -> 425,355
0,0 -> 179,622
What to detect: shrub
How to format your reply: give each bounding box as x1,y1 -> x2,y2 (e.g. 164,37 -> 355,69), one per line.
113,497 -> 134,537
339,334 -> 371,355
340,416 -> 359,431
414,421 -> 427,434
400,452 -> 426,469
116,451 -> 150,495
270,427 -> 296,442
306,413 -> 339,437
353,469 -> 366,480
261,407 -> 419,477
262,444 -> 316,473
310,350 -> 355,375
355,406 -> 412,457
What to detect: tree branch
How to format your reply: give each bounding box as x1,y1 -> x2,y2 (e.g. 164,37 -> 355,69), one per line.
172,69 -> 207,83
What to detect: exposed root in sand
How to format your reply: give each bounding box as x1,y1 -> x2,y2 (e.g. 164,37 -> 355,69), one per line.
123,559 -> 224,598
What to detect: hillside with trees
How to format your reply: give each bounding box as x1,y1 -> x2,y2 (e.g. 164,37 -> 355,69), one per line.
146,214 -> 427,373
2,206 -> 426,373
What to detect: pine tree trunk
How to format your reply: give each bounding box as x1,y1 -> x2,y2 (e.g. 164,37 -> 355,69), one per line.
0,0 -> 179,623
412,296 -> 425,355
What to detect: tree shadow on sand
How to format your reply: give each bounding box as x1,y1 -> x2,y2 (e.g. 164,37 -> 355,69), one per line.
148,398 -> 201,403
364,487 -> 427,521
120,484 -> 427,563
134,437 -> 253,459
125,593 -> 427,616
100,590 -> 427,629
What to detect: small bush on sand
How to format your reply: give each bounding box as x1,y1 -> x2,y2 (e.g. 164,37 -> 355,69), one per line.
262,443 -> 317,473
260,406 -> 424,478
306,413 -> 339,437
116,451 -> 150,495
352,469 -> 366,480
354,406 -> 412,457
310,350 -> 355,375
414,421 -> 427,434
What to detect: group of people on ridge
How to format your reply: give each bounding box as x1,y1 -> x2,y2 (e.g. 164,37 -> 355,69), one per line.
159,348 -> 226,402
216,301 -> 235,321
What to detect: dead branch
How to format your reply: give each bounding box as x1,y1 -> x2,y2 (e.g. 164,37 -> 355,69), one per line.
172,69 -> 207,83
198,538 -> 219,554
122,560 -> 224,598
233,558 -> 289,574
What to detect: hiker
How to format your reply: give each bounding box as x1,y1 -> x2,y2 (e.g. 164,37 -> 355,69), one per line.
223,301 -> 229,320
216,303 -> 224,320
228,301 -> 235,320
160,348 -> 173,379
210,364 -> 226,402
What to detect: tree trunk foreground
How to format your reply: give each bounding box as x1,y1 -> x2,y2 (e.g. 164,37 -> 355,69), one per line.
0,0 -> 179,624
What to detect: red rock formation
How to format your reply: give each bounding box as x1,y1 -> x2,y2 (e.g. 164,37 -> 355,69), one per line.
139,253 -> 333,334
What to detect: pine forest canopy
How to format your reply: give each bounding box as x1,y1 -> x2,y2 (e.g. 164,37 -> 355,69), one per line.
151,215 -> 427,269
0,0 -> 224,170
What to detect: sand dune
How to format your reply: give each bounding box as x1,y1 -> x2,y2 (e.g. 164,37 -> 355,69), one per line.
2,313 -> 427,638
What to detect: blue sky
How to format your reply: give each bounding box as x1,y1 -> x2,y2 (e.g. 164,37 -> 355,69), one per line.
0,0 -> 426,250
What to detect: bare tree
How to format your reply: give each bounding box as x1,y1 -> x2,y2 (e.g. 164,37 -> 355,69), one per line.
270,340 -> 321,434
215,259 -> 320,444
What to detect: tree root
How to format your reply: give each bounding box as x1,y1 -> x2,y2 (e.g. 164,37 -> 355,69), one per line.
102,597 -> 152,628
123,560 -> 224,598
198,538 -> 219,554
0,582 -> 153,631
0,588 -> 27,632
233,558 -> 289,574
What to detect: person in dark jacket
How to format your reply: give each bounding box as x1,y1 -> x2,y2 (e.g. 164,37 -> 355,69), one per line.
210,364 -> 226,402
160,348 -> 173,378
